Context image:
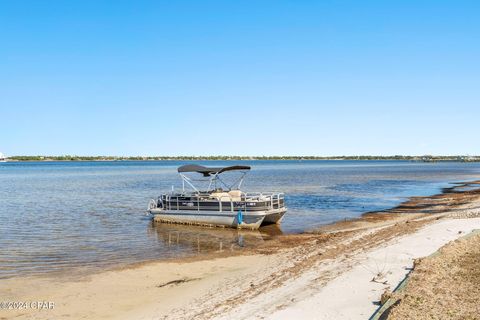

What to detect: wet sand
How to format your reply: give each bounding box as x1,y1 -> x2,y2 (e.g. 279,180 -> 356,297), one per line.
1,182 -> 480,320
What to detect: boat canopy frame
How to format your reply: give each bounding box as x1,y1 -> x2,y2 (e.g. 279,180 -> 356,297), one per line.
177,164 -> 251,193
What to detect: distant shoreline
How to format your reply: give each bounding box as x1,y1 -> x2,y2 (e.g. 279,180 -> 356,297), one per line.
3,155 -> 480,162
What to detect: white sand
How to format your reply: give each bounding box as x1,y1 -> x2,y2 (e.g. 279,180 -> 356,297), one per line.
262,218 -> 480,320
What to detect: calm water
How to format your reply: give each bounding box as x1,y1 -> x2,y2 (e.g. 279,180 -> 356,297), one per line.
1,160 -> 480,279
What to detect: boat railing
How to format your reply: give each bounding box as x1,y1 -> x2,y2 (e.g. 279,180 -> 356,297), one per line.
242,192 -> 285,209
158,192 -> 285,212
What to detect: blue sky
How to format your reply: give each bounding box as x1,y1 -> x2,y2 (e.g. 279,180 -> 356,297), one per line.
1,1 -> 479,156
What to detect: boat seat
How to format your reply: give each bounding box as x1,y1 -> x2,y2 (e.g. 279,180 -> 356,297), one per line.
228,190 -> 242,202
210,192 -> 231,201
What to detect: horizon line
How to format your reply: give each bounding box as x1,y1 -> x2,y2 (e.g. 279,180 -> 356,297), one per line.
5,155 -> 480,159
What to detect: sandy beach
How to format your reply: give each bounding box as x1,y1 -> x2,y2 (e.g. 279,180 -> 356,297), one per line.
1,185 -> 480,320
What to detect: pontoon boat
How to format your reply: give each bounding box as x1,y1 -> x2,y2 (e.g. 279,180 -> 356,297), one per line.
147,164 -> 287,229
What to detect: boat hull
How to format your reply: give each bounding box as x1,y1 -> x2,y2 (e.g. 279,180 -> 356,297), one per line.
149,209 -> 265,230
262,208 -> 287,225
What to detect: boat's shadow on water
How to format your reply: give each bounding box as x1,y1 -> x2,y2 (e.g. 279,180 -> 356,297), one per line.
146,220 -> 283,253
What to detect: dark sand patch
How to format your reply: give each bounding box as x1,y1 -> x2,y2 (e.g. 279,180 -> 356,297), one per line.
387,231 -> 480,320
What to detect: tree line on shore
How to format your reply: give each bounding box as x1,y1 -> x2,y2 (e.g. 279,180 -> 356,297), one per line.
6,155 -> 480,162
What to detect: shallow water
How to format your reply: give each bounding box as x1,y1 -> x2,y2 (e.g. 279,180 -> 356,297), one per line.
1,160 -> 480,279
